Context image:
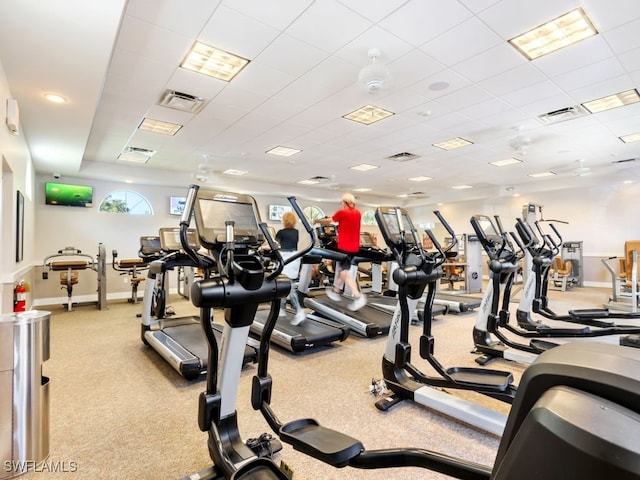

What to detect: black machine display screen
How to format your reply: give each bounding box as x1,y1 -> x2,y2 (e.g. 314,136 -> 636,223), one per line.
197,197 -> 261,246
475,215 -> 500,242
381,212 -> 415,246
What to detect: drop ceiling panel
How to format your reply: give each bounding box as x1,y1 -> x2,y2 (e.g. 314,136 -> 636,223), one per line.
197,4 -> 279,59
533,36 -> 615,77
602,18 -> 640,54
552,57 -> 626,91
254,34 -> 329,77
421,17 -> 504,66
479,64 -> 548,96
125,0 -> 219,36
380,0 -> 473,47
284,0 -> 372,53
452,43 -> 526,82
224,0 -> 314,31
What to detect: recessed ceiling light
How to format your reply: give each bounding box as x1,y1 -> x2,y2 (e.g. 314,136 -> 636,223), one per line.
181,41 -> 250,82
433,137 -> 473,150
582,89 -> 640,114
343,105 -> 395,125
117,147 -> 156,164
139,118 -> 182,135
353,188 -> 372,192
451,184 -> 472,189
624,180 -> 633,184
349,163 -> 379,171
529,171 -> 556,178
297,179 -> 321,185
223,169 -> 248,176
620,132 -> 640,143
44,93 -> 67,103
266,146 -> 302,157
408,176 -> 433,182
509,8 -> 597,61
490,158 -> 523,167
396,193 -> 408,198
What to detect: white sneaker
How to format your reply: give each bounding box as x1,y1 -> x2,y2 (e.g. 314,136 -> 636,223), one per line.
348,295 -> 367,311
278,309 -> 286,317
326,288 -> 342,302
291,310 -> 306,326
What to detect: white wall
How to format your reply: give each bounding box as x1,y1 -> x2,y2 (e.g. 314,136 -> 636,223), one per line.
0,58 -> 36,312
409,182 -> 640,285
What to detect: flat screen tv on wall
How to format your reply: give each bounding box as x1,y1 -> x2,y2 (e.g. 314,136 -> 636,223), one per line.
169,196 -> 186,215
45,182 -> 94,207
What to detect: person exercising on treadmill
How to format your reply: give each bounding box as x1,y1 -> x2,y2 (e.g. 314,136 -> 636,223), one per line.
314,193 -> 367,311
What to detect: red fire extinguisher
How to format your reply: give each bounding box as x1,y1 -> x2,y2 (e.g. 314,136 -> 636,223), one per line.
14,281 -> 26,312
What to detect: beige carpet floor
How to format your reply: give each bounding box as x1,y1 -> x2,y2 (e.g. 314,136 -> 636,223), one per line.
16,283 -> 626,479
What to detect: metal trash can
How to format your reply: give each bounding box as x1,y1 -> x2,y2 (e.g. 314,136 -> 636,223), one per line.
1,310 -> 50,479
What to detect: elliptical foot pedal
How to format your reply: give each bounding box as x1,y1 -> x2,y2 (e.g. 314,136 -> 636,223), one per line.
620,334 -> 640,348
279,418 -> 363,467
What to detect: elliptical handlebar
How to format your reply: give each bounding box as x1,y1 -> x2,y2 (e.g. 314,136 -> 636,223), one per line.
433,210 -> 458,256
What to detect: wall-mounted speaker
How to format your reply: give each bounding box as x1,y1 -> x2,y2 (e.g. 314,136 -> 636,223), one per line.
6,98 -> 19,135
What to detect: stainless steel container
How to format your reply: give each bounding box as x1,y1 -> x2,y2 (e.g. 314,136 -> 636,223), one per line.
0,311 -> 50,479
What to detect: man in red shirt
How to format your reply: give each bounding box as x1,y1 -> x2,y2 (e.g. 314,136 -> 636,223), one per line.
314,193 -> 367,311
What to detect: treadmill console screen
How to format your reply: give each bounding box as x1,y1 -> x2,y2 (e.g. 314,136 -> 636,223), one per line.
194,190 -> 263,249
139,236 -> 162,256
376,207 -> 416,248
159,228 -> 199,252
472,215 -> 501,244
360,232 -> 376,247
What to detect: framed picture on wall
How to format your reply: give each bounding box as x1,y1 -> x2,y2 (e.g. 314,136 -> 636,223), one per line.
268,204 -> 292,221
16,190 -> 24,262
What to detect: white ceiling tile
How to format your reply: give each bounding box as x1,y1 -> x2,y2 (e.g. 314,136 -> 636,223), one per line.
388,50 -> 446,89
421,17 -> 503,66
456,97 -> 514,120
433,85 -> 495,112
229,62 -> 295,97
452,43 -> 526,82
568,73 -> 637,103
221,0 -> 314,30
602,18 -> 640,54
618,47 -> 640,72
335,25 -> 413,66
254,34 -> 329,77
582,0 -> 640,31
457,0 -> 501,14
125,0 -> 219,36
479,0 -> 580,40
479,64 -> 547,96
410,69 -> 473,101
552,57 -> 626,91
533,36 -> 615,77
380,0 -> 473,47
285,0 -> 372,53
198,4 -> 279,59
502,80 -> 565,107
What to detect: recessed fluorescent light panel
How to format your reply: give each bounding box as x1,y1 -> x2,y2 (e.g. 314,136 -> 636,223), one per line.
408,176 -> 433,182
433,137 -> 473,150
266,146 -> 301,157
620,132 -> 640,143
117,147 -> 156,164
529,171 -> 556,178
139,118 -> 182,135
490,158 -> 523,167
223,169 -> 248,176
44,93 -> 67,103
451,184 -> 472,190
509,8 -> 597,61
581,89 -> 640,114
343,105 -> 395,125
353,188 -> 372,192
181,42 -> 250,82
297,179 -> 321,185
349,163 -> 379,171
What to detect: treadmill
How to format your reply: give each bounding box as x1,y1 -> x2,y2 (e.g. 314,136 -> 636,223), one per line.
140,227 -> 258,379
250,306 -> 349,353
298,237 -> 393,338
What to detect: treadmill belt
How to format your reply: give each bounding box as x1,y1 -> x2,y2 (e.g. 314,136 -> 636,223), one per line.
164,322 -> 256,366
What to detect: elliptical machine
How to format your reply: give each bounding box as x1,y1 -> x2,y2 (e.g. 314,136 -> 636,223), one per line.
182,184 -> 640,479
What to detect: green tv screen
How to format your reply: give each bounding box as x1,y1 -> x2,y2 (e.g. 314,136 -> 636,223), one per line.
45,182 -> 93,208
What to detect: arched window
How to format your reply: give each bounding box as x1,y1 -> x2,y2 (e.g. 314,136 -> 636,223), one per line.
99,190 -> 153,215
302,205 -> 325,223
361,209 -> 376,225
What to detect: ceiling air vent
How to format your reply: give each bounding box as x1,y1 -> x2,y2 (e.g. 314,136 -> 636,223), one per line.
537,105 -> 588,125
612,158 -> 637,164
158,90 -> 206,113
407,191 -> 428,197
387,152 -> 419,162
